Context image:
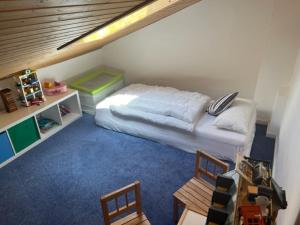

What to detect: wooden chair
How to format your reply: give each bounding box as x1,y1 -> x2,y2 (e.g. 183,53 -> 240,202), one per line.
100,181 -> 151,225
173,150 -> 229,223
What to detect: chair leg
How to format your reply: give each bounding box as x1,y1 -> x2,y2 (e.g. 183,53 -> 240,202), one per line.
173,197 -> 179,224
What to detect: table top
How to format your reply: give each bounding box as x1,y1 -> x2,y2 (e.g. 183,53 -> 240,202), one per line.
177,169 -> 277,225
177,208 -> 207,225
0,89 -> 77,132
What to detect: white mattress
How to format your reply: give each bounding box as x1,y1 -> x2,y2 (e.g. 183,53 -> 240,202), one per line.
95,103 -> 256,162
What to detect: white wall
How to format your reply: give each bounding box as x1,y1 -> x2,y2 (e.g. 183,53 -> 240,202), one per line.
102,0 -> 273,101
36,48 -> 104,82
254,0 -> 300,122
273,47 -> 300,225
266,85 -> 290,137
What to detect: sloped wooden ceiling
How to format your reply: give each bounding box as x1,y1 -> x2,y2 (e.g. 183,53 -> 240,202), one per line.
0,0 -> 200,79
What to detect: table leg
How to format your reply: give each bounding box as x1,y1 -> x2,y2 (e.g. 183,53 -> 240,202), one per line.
173,197 -> 179,224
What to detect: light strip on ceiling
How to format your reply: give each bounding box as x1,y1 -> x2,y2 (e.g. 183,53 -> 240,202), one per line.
58,0 -> 187,50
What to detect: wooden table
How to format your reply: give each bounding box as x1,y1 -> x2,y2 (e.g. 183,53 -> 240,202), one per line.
177,169 -> 279,225
177,208 -> 207,225
233,172 -> 278,225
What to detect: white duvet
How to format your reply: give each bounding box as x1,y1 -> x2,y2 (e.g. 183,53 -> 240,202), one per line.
100,84 -> 211,132
110,105 -> 196,132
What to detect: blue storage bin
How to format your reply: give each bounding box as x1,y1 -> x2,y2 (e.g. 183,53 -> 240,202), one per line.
0,131 -> 15,164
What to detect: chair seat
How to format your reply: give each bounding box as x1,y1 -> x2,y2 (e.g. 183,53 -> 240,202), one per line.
111,212 -> 151,225
173,177 -> 215,216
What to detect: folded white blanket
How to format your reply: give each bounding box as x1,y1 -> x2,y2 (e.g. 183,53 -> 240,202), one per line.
110,105 -> 195,132
110,84 -> 211,123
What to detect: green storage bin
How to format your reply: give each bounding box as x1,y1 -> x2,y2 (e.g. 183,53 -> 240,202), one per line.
69,68 -> 123,95
8,117 -> 40,153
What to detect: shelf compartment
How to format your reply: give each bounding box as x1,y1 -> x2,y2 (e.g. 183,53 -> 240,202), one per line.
36,105 -> 62,137
25,90 -> 42,98
61,112 -> 80,125
59,94 -> 81,124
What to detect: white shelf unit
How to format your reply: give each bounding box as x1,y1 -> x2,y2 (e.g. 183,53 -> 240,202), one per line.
0,89 -> 82,168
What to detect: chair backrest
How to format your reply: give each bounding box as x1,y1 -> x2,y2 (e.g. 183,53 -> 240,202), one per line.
194,150 -> 229,181
100,181 -> 142,225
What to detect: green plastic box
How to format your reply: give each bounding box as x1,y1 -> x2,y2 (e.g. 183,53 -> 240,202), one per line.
70,68 -> 124,114
70,68 -> 123,95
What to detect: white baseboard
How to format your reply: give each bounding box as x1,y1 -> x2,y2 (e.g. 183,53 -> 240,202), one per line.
255,119 -> 277,139
266,132 -> 276,139
256,119 -> 269,125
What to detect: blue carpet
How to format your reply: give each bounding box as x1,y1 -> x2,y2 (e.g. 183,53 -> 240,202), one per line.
250,124 -> 275,165
0,114 -> 274,225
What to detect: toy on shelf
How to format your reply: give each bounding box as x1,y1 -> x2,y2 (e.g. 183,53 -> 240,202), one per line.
43,80 -> 67,96
235,153 -> 255,184
37,116 -> 58,133
59,104 -> 71,117
0,88 -> 18,113
239,205 -> 265,225
14,69 -> 45,107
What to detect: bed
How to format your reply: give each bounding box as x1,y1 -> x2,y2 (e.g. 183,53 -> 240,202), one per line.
95,84 -> 256,162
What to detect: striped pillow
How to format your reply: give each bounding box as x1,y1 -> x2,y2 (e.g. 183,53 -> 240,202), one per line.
207,92 -> 239,116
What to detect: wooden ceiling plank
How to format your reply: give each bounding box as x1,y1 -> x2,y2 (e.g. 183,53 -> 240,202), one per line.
1,42 -> 65,57
0,19 -> 110,42
0,7 -> 133,29
0,24 -> 101,46
1,41 -> 85,59
0,39 -> 77,62
0,47 -> 57,63
0,14 -> 118,36
0,0 -> 143,11
0,37 -> 85,57
0,29 -> 88,52
0,30 -> 90,52
0,46 -> 60,62
0,1 -> 143,21
0,49 -> 58,65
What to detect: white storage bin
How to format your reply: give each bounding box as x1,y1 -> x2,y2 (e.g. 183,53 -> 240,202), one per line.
70,68 -> 125,115
79,79 -> 124,114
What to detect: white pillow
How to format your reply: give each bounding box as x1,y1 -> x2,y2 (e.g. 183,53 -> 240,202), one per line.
213,98 -> 255,134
